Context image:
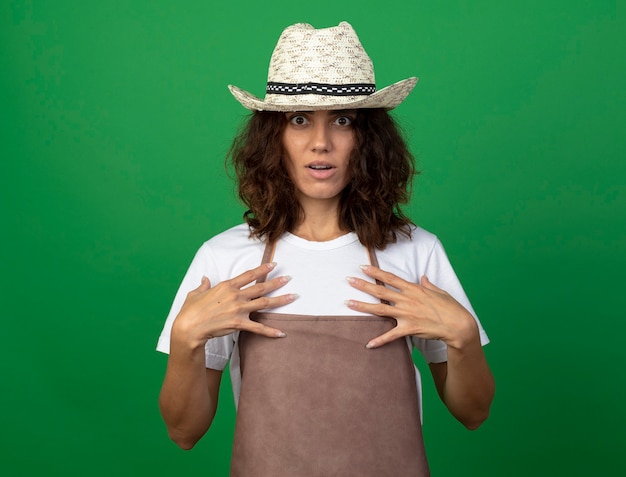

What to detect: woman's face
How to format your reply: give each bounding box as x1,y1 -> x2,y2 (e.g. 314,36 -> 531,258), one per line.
282,109 -> 356,209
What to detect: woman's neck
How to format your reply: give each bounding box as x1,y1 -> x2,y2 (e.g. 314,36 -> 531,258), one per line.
291,198 -> 346,242
291,222 -> 348,242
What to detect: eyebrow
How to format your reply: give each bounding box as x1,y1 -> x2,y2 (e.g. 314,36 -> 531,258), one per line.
328,110 -> 358,115
289,110 -> 358,114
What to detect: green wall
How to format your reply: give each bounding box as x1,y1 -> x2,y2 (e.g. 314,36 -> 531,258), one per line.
2,1 -> 624,475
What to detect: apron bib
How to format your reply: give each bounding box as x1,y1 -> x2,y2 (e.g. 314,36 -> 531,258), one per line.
230,242 -> 430,477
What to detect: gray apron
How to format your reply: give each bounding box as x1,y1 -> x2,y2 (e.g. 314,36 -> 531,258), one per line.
230,241 -> 430,476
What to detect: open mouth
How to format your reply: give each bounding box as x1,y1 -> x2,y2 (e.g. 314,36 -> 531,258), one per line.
308,165 -> 333,170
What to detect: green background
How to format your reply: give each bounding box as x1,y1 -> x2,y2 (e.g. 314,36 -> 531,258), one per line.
2,0 -> 624,475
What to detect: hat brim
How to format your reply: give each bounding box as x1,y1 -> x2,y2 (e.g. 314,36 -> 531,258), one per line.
228,77 -> 418,112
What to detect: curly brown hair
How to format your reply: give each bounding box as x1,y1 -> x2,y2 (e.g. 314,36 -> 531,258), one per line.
227,108 -> 417,249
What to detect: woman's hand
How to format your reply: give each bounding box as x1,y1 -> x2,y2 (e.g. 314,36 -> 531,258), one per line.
161,263 -> 295,449
171,262 -> 297,350
346,265 -> 494,429
346,265 -> 480,350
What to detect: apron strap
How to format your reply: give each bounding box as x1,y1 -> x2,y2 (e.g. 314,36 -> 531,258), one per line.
368,246 -> 391,306
256,241 -> 277,284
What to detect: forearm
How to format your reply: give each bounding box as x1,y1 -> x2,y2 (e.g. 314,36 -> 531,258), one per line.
159,342 -> 217,449
435,334 -> 495,430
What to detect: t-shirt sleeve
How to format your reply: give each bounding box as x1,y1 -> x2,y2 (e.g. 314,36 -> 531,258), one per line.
156,243 -> 234,370
412,238 -> 490,364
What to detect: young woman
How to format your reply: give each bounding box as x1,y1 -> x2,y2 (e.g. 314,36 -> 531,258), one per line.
157,21 -> 494,477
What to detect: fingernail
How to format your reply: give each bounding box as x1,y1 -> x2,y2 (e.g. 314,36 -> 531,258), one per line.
276,331 -> 287,338
359,265 -> 370,272
345,276 -> 356,285
365,341 -> 375,349
267,261 -> 277,269
280,275 -> 292,284
201,275 -> 208,283
288,293 -> 299,301
344,299 -> 356,307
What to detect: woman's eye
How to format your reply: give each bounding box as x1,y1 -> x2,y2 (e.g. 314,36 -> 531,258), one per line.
334,116 -> 353,126
288,115 -> 308,125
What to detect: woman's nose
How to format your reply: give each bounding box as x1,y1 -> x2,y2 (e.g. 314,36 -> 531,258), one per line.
310,122 -> 331,153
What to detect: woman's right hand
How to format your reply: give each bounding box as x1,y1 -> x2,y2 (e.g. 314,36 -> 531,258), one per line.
171,262 -> 295,350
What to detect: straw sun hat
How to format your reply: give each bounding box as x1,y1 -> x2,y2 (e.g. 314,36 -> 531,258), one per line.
228,21 -> 418,112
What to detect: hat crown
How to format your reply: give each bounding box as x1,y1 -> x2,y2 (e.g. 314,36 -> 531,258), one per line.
267,22 -> 375,86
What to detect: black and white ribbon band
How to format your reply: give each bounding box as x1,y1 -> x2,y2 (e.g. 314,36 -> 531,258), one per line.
266,82 -> 376,96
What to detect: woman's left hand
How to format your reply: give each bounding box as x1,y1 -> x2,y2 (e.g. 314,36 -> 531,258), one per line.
346,265 -> 480,350
348,265 -> 495,429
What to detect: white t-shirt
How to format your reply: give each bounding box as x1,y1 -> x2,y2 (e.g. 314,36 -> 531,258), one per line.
157,224 -> 489,407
